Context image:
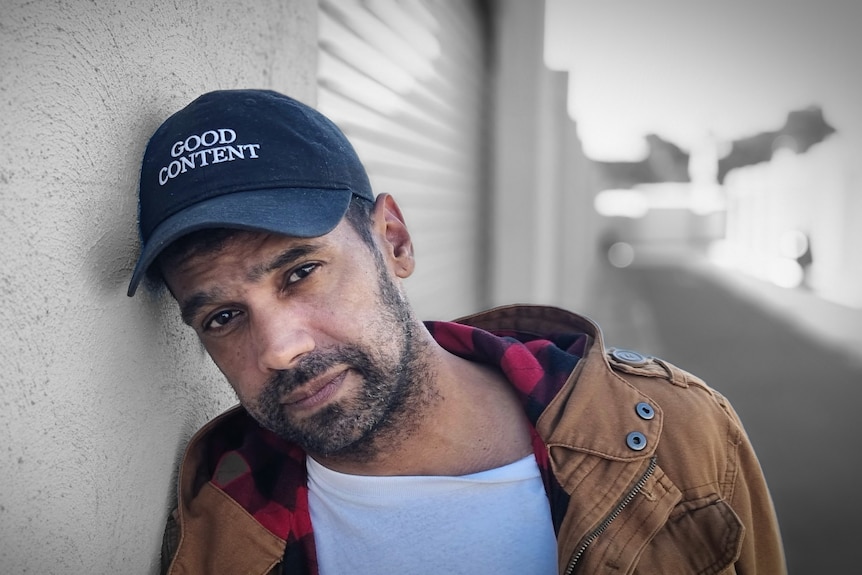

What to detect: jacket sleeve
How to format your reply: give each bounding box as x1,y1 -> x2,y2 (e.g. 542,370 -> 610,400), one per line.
718,392 -> 788,574
160,508 -> 180,575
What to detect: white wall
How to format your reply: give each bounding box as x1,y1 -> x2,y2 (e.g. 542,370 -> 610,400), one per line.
0,1 -> 317,572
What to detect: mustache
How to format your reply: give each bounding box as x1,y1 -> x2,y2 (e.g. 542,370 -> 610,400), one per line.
266,346 -> 373,396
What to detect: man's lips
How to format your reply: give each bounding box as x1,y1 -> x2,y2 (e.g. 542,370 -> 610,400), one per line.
283,370 -> 348,409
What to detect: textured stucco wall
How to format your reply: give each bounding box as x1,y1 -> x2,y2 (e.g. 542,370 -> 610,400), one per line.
0,1 -> 317,572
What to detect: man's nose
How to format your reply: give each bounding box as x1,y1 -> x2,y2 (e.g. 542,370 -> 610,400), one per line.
252,307 -> 316,372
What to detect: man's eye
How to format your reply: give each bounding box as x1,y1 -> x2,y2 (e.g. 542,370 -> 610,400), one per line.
287,263 -> 319,284
204,310 -> 241,331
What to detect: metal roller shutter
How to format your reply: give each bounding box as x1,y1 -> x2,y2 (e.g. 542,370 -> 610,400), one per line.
317,0 -> 489,320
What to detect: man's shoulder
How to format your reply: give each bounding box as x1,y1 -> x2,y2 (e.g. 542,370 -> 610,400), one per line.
539,337 -> 742,458
598,347 -> 749,482
603,347 -> 735,422
180,405 -> 306,486
183,404 -> 255,456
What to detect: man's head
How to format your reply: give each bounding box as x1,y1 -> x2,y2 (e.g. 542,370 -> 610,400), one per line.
128,89 -> 374,296
131,90 -> 435,462
158,200 -> 430,461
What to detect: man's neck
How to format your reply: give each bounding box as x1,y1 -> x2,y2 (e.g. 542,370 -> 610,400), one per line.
309,332 -> 533,477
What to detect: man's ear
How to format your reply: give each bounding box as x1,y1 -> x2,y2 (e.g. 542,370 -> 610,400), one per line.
372,193 -> 415,278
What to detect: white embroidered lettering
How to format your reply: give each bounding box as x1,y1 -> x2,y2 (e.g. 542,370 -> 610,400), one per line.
226,145 -> 245,161
191,149 -> 210,167
183,134 -> 201,154
179,155 -> 195,173
219,129 -> 237,144
210,147 -> 228,163
200,130 -> 219,147
170,141 -> 184,158
167,160 -> 181,179
158,128 -> 261,185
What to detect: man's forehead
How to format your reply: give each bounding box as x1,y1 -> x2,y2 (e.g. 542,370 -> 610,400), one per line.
165,216 -> 367,274
170,229 -> 323,270
165,224 -> 334,267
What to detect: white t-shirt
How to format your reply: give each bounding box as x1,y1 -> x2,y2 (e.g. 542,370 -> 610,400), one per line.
307,454 -> 558,575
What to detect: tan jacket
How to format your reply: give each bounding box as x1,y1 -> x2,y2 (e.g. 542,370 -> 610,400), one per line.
162,305 -> 786,574
459,305 -> 786,574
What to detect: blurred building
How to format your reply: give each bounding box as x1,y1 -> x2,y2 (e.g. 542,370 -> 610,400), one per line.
720,129 -> 862,308
588,100 -> 860,312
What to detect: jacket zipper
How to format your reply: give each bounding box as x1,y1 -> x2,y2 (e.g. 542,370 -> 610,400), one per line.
563,456 -> 658,575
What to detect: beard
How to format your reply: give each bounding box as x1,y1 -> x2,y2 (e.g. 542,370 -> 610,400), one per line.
250,257 -> 433,460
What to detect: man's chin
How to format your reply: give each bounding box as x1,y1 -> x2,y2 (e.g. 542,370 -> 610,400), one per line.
261,404 -> 380,458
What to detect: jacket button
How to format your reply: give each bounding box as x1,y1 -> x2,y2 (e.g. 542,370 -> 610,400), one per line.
635,402 -> 655,420
626,431 -> 647,451
610,348 -> 649,366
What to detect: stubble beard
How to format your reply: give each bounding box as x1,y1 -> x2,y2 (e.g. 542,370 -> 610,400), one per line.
251,259 -> 435,461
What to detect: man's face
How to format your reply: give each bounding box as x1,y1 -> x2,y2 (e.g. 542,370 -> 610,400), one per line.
162,211 -> 429,459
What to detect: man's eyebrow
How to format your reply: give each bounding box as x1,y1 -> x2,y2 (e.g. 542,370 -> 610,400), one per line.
247,242 -> 321,282
179,290 -> 221,326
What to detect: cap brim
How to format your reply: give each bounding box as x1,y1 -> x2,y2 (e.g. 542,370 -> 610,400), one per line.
127,188 -> 353,296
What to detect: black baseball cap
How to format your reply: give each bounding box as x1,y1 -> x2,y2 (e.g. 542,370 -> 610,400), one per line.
127,89 -> 373,296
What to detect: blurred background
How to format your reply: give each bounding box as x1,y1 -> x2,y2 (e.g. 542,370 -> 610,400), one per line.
318,2 -> 862,573
2,0 -> 860,572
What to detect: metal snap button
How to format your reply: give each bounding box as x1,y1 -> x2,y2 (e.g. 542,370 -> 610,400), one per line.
610,349 -> 649,366
626,431 -> 647,451
635,402 -> 655,420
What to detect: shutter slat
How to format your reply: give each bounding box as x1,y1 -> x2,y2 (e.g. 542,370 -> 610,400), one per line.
318,0 -> 486,318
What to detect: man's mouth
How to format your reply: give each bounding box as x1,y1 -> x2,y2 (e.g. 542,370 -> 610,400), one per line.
283,370 -> 348,409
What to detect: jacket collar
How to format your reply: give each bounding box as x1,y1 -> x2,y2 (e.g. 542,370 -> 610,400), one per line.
452,305 -> 663,462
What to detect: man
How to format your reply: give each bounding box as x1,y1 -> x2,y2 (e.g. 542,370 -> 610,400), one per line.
129,89 -> 786,574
